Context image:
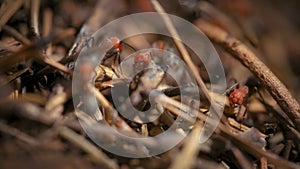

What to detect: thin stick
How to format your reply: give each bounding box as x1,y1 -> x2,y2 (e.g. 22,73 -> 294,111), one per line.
45,87 -> 72,112
169,122 -> 202,169
231,146 -> 252,169
0,28 -> 75,72
283,140 -> 293,160
42,8 -> 53,55
32,28 -> 75,75
0,0 -> 23,30
194,19 -> 300,130
58,126 -> 118,169
0,120 -> 39,146
87,83 -> 138,134
0,1 -> 9,18
2,67 -> 30,86
150,0 -> 227,124
0,100 -> 81,133
42,56 -> 73,76
0,47 -> 35,71
42,8 -> 52,38
2,25 -> 31,45
30,0 -> 40,37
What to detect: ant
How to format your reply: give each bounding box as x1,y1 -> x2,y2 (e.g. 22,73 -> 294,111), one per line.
133,52 -> 152,70
225,81 -> 249,122
103,37 -> 123,62
229,85 -> 249,106
102,37 -> 136,70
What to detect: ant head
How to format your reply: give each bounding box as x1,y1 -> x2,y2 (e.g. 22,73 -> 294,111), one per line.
109,37 -> 123,52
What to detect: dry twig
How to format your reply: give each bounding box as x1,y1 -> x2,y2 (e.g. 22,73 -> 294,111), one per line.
58,126 -> 118,169
30,0 -> 41,37
231,146 -> 252,169
195,19 -> 300,130
151,0 -> 227,124
0,120 -> 39,146
2,25 -> 31,45
169,122 -> 202,169
45,87 -> 72,112
0,0 -> 23,31
87,83 -> 138,134
42,8 -> 53,55
0,28 -> 75,71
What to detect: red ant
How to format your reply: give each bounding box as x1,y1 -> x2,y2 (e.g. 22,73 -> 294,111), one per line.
229,85 -> 249,106
105,38 -> 170,70
225,82 -> 249,122
105,37 -> 123,59
134,52 -> 151,69
101,37 -> 123,68
103,37 -> 136,66
79,37 -> 126,83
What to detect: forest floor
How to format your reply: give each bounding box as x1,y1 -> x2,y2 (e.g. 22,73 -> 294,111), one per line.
0,0 -> 300,169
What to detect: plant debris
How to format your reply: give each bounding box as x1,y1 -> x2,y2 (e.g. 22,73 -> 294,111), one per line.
0,0 -> 300,169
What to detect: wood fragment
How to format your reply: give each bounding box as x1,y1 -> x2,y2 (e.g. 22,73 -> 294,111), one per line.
260,157 -> 268,169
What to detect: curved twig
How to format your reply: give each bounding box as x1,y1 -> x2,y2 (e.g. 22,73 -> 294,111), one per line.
195,19 -> 300,130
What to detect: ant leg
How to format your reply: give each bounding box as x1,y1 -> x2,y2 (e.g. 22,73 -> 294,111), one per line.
111,51 -> 122,77
122,41 -> 136,52
116,51 -> 121,66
